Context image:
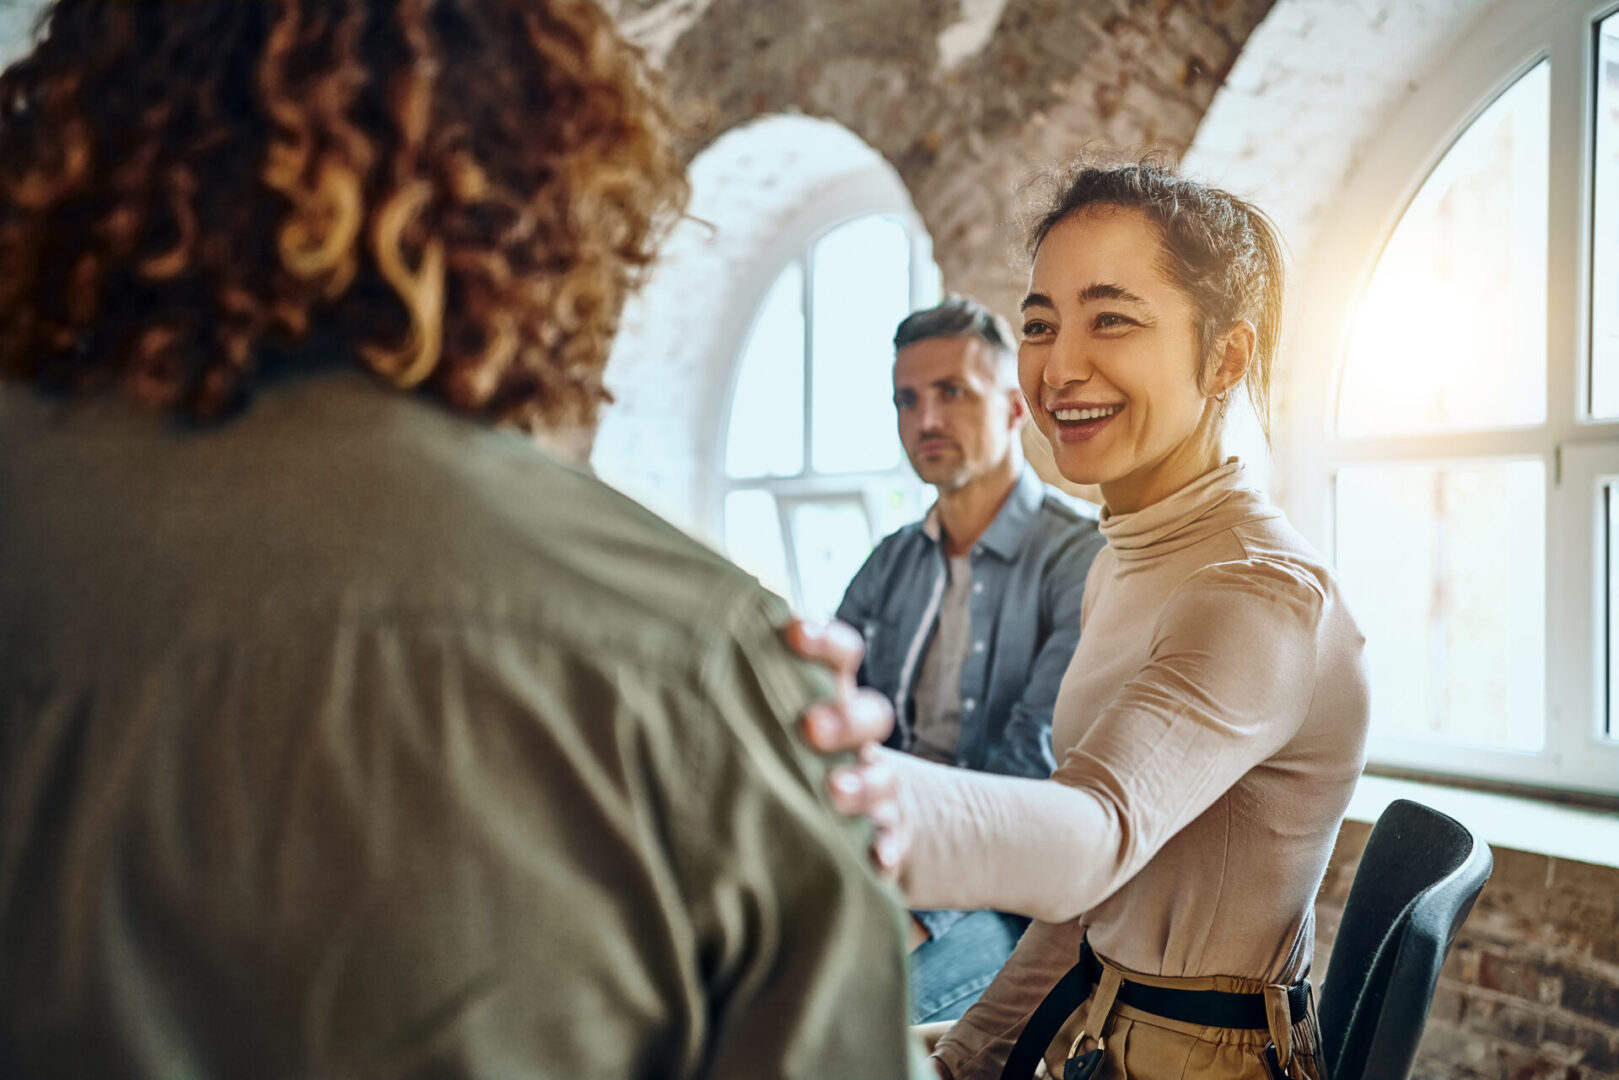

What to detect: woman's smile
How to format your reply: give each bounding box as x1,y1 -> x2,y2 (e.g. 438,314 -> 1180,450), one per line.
1048,402 -> 1125,442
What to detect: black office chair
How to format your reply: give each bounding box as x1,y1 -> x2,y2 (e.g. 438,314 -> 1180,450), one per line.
1317,798 -> 1493,1080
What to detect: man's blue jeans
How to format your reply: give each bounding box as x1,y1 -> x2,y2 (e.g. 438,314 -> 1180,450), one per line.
908,910 -> 1029,1024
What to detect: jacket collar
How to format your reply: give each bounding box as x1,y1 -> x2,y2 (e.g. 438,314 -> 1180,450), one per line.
920,466 -> 1043,560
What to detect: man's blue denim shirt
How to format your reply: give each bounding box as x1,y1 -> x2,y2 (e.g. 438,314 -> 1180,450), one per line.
835,466 -> 1105,940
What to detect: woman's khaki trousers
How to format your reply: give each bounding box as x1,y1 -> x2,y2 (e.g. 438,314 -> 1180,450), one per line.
1034,948 -> 1328,1080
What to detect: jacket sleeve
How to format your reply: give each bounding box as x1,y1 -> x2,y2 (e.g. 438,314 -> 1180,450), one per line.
684,587 -> 932,1080
981,526 -> 1104,779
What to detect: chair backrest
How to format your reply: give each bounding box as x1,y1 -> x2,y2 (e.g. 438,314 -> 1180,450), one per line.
1317,799 -> 1493,1080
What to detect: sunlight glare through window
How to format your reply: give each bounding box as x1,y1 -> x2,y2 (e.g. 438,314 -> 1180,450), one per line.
1339,62 -> 1549,437
811,216 -> 911,473
721,207 -> 933,620
723,490 -> 794,604
785,499 -> 874,622
724,264 -> 805,479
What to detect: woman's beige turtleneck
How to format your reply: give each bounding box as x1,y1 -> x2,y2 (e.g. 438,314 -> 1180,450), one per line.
904,461 -> 1370,1079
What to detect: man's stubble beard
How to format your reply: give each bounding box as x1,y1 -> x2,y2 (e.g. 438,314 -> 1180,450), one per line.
909,443 -> 965,493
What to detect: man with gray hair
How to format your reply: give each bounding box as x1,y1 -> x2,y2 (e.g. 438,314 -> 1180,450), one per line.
835,294 -> 1105,1024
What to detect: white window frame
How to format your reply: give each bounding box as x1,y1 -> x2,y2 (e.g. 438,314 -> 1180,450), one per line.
1284,0 -> 1619,796
709,168 -> 938,615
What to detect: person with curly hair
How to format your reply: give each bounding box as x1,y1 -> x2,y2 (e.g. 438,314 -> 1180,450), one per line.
0,2 -> 922,1077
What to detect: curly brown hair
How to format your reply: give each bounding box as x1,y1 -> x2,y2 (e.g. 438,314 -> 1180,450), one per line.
0,0 -> 688,430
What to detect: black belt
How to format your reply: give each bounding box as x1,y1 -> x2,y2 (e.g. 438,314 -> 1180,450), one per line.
1000,937 -> 1311,1080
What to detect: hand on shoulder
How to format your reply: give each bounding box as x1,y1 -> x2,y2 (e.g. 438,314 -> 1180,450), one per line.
783,617 -> 910,879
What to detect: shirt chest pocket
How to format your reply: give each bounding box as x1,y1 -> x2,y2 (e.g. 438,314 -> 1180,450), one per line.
856,616 -> 907,701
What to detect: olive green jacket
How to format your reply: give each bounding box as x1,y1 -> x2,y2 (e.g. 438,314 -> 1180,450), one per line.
0,370 -> 921,1079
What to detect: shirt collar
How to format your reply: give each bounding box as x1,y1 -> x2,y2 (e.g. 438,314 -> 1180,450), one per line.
920,466 -> 1043,560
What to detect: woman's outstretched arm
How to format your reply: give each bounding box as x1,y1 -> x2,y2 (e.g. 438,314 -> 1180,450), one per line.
893,559 -> 1325,920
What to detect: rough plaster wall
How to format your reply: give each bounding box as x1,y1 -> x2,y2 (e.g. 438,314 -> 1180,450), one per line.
1187,0 -> 1515,267
609,0 -> 1278,323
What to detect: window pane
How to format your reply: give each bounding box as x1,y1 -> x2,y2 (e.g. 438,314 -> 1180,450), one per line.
811,216 -> 910,473
1339,62 -> 1548,437
723,489 -> 794,604
913,228 -> 946,310
1335,460 -> 1545,751
1594,15 -> 1619,418
867,475 -> 928,541
1608,482 -> 1618,739
785,498 -> 874,622
725,263 -> 805,479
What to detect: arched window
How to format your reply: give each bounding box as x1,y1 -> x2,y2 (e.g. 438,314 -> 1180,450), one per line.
1321,6 -> 1619,795
1335,62 -> 1549,754
722,212 -> 941,619
594,114 -> 938,571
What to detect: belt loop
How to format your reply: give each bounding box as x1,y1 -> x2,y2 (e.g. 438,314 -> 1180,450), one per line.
1081,967 -> 1122,1040
1262,983 -> 1294,1071
1045,967 -> 1120,1080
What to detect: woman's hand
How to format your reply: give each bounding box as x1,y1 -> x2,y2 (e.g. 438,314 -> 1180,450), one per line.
783,617 -> 909,879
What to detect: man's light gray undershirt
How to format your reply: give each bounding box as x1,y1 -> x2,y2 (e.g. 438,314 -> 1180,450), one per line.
910,552 -> 974,765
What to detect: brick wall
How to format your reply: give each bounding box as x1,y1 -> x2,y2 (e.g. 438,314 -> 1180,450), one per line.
607,0 -> 1277,322
1314,822 -> 1619,1079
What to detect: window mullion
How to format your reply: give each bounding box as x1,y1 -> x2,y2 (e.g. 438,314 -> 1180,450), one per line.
800,251 -> 815,478
1547,443 -> 1619,792
773,493 -> 806,614
1546,9 -> 1604,785
1545,9 -> 1587,435
1327,428 -> 1558,464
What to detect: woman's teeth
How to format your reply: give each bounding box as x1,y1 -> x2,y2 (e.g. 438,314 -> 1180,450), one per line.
1053,404 -> 1123,421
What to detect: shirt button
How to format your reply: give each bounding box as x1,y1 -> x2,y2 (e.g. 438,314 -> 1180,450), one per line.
973,640 -> 986,653
972,582 -> 984,595
964,697 -> 977,711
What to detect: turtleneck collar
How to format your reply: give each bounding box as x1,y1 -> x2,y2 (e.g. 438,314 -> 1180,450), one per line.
1098,458 -> 1277,558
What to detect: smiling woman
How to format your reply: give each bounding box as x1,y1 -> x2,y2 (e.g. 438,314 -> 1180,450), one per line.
1018,211 -> 1247,514
881,161 -> 1370,1080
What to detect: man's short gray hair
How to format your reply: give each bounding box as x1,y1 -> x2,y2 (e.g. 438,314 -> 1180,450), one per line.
892,294 -> 1015,359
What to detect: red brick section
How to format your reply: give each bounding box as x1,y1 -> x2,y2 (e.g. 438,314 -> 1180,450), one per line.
1313,821 -> 1619,1080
